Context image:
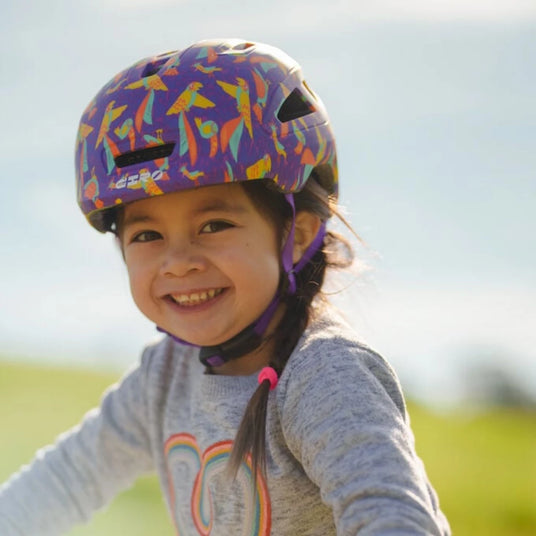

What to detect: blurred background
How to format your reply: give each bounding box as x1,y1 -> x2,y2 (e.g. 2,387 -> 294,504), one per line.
1,1 -> 535,535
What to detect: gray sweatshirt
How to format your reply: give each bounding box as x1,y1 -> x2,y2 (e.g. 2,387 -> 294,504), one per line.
0,308 -> 450,535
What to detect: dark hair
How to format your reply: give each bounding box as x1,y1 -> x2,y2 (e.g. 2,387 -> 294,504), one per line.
227,175 -> 354,482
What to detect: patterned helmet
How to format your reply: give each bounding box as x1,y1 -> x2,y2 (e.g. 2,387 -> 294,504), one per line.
75,38 -> 338,232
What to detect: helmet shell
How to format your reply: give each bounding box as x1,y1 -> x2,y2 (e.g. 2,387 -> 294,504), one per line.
75,39 -> 338,231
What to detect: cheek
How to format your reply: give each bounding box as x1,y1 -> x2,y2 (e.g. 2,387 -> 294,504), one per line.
245,241 -> 281,285
127,269 -> 143,306
125,259 -> 151,307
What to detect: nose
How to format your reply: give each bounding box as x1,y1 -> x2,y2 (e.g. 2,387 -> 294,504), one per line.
159,239 -> 208,277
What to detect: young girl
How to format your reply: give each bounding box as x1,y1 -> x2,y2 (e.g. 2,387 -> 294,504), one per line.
0,39 -> 450,535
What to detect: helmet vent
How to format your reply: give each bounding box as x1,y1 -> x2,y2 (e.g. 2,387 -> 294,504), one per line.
141,57 -> 170,78
115,143 -> 175,168
277,88 -> 316,123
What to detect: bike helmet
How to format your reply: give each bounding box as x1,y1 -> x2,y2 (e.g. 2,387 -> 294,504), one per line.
75,38 -> 338,366
75,38 -> 337,232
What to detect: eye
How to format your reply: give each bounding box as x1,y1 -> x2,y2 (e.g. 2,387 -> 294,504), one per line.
200,220 -> 234,234
130,230 -> 162,243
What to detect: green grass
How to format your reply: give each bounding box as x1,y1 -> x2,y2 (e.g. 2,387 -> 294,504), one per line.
1,360 -> 535,535
408,402 -> 536,536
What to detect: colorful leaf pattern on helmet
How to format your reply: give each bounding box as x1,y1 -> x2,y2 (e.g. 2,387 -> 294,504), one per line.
75,39 -> 337,232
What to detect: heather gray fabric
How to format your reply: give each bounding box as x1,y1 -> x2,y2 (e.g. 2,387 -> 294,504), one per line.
0,308 -> 450,535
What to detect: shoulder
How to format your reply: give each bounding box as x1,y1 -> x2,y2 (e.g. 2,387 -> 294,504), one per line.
106,335 -> 203,422
277,305 -> 407,419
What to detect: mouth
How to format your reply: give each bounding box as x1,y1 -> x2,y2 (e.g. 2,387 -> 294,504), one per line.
167,288 -> 225,307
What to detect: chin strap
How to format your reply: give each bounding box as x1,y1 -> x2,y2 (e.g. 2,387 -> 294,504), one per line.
157,193 -> 326,367
197,294 -> 281,367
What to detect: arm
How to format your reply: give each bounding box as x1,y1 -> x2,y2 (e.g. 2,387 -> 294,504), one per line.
279,340 -> 450,536
0,351 -> 154,536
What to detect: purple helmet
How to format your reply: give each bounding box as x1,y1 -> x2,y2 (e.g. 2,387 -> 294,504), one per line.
75,38 -> 338,232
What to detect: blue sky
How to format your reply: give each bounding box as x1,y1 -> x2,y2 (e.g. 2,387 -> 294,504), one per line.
1,0 -> 535,405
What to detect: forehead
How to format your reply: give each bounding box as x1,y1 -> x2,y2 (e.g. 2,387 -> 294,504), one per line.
122,183 -> 252,224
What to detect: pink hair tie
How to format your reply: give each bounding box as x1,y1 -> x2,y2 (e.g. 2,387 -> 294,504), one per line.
258,367 -> 278,390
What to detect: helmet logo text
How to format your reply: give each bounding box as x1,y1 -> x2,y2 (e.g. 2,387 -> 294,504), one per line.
114,169 -> 164,190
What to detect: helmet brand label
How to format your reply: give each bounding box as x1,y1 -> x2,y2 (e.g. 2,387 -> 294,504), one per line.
114,169 -> 164,190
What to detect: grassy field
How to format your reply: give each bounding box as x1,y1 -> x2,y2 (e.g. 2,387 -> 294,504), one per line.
1,360 -> 535,535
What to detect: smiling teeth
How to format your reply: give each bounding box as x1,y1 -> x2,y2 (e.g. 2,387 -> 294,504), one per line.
171,288 -> 223,306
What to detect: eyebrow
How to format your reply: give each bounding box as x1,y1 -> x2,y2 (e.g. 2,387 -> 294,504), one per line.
194,198 -> 248,215
122,213 -> 156,229
122,198 -> 248,229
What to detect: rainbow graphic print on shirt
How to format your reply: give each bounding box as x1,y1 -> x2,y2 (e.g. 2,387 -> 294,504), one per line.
164,433 -> 271,535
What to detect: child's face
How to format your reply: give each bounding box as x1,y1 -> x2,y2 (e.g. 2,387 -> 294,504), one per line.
121,183 -> 282,368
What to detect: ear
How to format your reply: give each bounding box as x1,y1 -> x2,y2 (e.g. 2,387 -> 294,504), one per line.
292,211 -> 322,264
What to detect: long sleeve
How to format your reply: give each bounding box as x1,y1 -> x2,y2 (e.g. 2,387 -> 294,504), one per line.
0,354 -> 154,536
278,331 -> 450,535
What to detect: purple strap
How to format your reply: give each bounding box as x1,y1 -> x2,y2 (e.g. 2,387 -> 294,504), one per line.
294,220 -> 326,273
281,194 -> 297,293
204,353 -> 226,367
281,193 -> 326,295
